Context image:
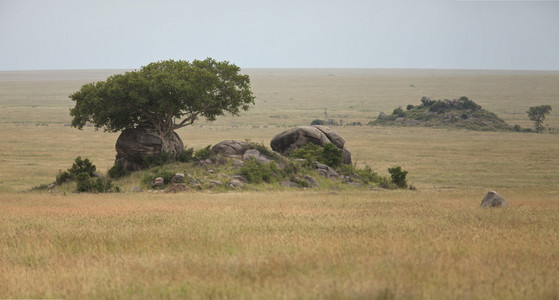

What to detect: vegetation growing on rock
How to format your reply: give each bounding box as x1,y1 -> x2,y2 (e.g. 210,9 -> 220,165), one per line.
370,96 -> 513,131
50,142 -> 408,193
69,58 -> 255,164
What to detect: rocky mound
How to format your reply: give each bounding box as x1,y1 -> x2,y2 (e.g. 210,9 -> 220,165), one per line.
370,96 -> 512,131
136,139 -> 384,192
270,125 -> 352,164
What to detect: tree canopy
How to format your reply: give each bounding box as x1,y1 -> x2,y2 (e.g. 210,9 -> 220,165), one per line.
526,105 -> 552,133
69,58 -> 255,135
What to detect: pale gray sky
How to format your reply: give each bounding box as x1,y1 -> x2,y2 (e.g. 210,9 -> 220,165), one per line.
1,0 -> 558,70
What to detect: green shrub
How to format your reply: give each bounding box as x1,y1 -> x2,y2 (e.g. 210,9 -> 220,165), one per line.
56,170 -> 71,184
76,172 -> 118,193
240,158 -> 282,184
289,143 -> 322,164
338,164 -> 385,186
393,106 -> 405,117
288,143 -> 343,168
68,157 -> 96,178
143,151 -> 173,168
55,156 -> 96,184
354,165 -> 382,184
406,104 -> 415,110
388,166 -> 408,189
178,147 -> 194,162
55,157 -> 119,193
76,172 -> 94,192
108,161 -> 127,179
321,143 -> 342,167
429,101 -> 450,113
311,119 -> 325,125
194,145 -> 212,160
458,96 -> 481,110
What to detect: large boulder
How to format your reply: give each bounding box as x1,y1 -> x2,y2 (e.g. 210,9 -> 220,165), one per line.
270,125 -> 352,164
115,127 -> 183,171
480,191 -> 507,207
212,140 -> 277,163
211,140 -> 250,156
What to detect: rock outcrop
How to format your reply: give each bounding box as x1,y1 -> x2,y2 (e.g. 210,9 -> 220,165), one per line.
211,140 -> 250,156
212,140 -> 277,163
115,127 -> 183,171
270,125 -> 352,164
480,191 -> 507,207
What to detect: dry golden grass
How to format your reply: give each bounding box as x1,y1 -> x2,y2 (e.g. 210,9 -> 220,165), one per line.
1,190 -> 558,299
1,69 -> 558,299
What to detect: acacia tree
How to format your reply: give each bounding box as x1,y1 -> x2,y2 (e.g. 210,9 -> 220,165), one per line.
526,105 -> 552,133
70,58 -> 255,156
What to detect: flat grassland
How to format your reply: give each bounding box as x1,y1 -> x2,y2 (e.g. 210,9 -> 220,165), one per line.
1,69 -> 558,299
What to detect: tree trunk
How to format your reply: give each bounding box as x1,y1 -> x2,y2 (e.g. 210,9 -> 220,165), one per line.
144,127 -> 184,159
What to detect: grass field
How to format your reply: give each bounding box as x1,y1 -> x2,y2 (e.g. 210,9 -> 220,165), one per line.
1,69 -> 558,299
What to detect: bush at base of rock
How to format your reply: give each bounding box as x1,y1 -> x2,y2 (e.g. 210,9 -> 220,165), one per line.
108,161 -> 127,179
76,172 -> 119,193
288,142 -> 342,168
194,145 -> 213,160
270,125 -> 352,165
240,158 -> 282,184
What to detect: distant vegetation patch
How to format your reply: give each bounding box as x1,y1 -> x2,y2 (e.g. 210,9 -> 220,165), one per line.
370,96 -> 513,131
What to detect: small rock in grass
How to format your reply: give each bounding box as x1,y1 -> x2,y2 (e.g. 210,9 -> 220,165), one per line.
480,191 -> 507,207
151,177 -> 164,187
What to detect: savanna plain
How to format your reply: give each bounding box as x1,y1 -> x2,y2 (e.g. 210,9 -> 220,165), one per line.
0,69 -> 558,299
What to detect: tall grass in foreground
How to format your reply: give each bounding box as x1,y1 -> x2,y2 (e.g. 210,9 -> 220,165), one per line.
1,189 -> 558,299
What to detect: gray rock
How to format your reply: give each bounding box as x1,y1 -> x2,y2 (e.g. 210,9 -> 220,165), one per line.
313,125 -> 345,149
115,127 -> 184,171
227,179 -> 245,188
303,175 -> 319,187
232,175 -> 249,183
47,183 -> 56,190
480,191 -> 507,207
242,149 -> 272,163
209,180 -> 222,186
115,127 -> 183,171
270,125 -> 352,164
164,183 -> 192,193
232,159 -> 244,167
342,147 -> 352,165
129,185 -> 143,192
212,140 -> 250,156
281,180 -> 299,188
151,177 -> 164,187
172,173 -> 185,183
315,162 -> 339,178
